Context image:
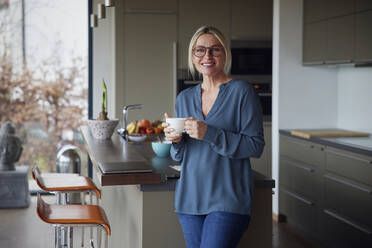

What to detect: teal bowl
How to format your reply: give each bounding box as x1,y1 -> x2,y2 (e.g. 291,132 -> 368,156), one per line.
151,142 -> 171,157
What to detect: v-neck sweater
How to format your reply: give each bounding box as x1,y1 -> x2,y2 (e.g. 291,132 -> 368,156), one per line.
171,79 -> 265,215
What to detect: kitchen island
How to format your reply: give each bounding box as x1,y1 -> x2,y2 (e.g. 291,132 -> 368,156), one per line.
81,126 -> 275,248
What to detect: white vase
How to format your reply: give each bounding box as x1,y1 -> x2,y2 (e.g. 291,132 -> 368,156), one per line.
87,119 -> 119,139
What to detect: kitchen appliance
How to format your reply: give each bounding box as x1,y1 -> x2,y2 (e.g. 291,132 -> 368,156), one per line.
231,40 -> 272,76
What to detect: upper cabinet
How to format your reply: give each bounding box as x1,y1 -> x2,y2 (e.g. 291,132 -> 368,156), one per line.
303,22 -> 327,64
356,0 -> 372,12
124,0 -> 177,13
178,0 -> 230,69
355,10 -> 372,62
325,0 -> 355,18
304,0 -> 327,23
231,0 -> 273,40
303,0 -> 372,65
325,15 -> 354,63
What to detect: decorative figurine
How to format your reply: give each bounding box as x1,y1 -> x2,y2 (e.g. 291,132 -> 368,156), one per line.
0,121 -> 23,171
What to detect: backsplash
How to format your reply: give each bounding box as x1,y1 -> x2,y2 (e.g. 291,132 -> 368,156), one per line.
337,65 -> 372,133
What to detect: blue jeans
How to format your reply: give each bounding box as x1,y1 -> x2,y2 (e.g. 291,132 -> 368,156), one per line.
178,211 -> 251,248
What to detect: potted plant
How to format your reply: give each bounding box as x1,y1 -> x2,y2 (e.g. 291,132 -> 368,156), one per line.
87,79 -> 119,139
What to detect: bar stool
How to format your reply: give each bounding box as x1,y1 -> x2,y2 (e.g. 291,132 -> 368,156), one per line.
32,165 -> 102,247
36,193 -> 111,248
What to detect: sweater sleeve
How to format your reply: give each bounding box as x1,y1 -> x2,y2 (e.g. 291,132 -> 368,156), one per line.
170,96 -> 186,162
203,88 -> 265,159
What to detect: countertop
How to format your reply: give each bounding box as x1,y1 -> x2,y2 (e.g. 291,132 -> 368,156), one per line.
280,129 -> 372,157
81,126 -> 275,190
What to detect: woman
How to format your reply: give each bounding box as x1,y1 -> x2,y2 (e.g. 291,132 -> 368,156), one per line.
163,26 -> 264,248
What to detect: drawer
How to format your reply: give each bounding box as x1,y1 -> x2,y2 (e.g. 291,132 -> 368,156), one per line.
321,208 -> 372,248
280,135 -> 325,168
324,173 -> 372,229
326,147 -> 372,186
279,187 -> 318,237
280,157 -> 320,201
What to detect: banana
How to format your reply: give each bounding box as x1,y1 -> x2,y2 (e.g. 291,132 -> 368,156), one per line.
135,123 -> 140,134
126,121 -> 137,134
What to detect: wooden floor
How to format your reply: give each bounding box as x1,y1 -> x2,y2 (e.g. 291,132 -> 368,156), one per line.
0,195 -> 321,248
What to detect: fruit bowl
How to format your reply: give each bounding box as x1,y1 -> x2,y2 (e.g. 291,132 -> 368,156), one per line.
128,134 -> 147,142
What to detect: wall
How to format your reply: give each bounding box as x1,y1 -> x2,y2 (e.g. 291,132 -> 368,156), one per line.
337,66 -> 372,133
272,0 -> 338,215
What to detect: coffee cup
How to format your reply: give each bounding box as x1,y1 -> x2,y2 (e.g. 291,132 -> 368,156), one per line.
165,118 -> 186,135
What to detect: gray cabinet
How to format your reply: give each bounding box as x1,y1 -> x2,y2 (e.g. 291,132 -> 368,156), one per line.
304,0 -> 327,23
280,134 -> 372,247
124,0 -> 177,13
303,0 -> 372,65
231,0 -> 272,40
279,135 -> 324,239
325,0 -> 355,18
355,10 -> 372,62
303,21 -> 327,64
326,15 -> 354,63
356,0 -> 372,12
124,13 -> 177,121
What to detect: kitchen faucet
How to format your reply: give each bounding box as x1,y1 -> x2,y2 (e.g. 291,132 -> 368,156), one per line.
117,104 -> 142,140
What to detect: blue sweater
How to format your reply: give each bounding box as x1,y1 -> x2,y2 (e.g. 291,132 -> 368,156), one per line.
171,79 -> 265,215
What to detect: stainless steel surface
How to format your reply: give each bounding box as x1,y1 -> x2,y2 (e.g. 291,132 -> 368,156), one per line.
56,145 -> 82,204
117,104 -> 142,140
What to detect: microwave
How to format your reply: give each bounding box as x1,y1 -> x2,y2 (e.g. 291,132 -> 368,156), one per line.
230,41 -> 272,75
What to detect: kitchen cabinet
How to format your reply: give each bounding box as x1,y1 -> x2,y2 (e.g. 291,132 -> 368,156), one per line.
303,21 -> 327,64
303,0 -> 372,65
231,0 -> 272,40
325,0 -> 355,18
251,123 -> 272,177
279,133 -> 372,248
325,15 -> 354,63
279,135 -> 324,239
304,0 -> 327,23
124,0 -> 177,13
178,0 -> 230,69
323,147 -> 372,247
124,13 -> 177,121
356,0 -> 372,12
355,10 -> 372,62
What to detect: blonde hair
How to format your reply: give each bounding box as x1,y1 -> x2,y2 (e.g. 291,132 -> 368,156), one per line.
188,26 -> 231,78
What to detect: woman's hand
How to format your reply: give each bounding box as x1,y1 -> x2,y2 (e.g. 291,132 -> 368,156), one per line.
184,117 -> 207,140
162,113 -> 183,143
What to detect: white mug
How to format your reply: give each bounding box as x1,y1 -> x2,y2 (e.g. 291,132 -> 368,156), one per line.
166,118 -> 186,135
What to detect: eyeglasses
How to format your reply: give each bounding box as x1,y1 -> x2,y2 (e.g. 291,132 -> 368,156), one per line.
192,46 -> 224,58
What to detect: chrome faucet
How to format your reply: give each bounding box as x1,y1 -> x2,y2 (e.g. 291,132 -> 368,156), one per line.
117,104 -> 142,140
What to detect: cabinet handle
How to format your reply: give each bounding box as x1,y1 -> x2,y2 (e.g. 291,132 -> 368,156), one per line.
324,209 -> 372,235
281,188 -> 314,206
283,158 -> 314,173
325,59 -> 352,64
289,140 -> 313,149
326,149 -> 372,164
125,8 -> 175,14
324,174 -> 372,194
303,61 -> 324,65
